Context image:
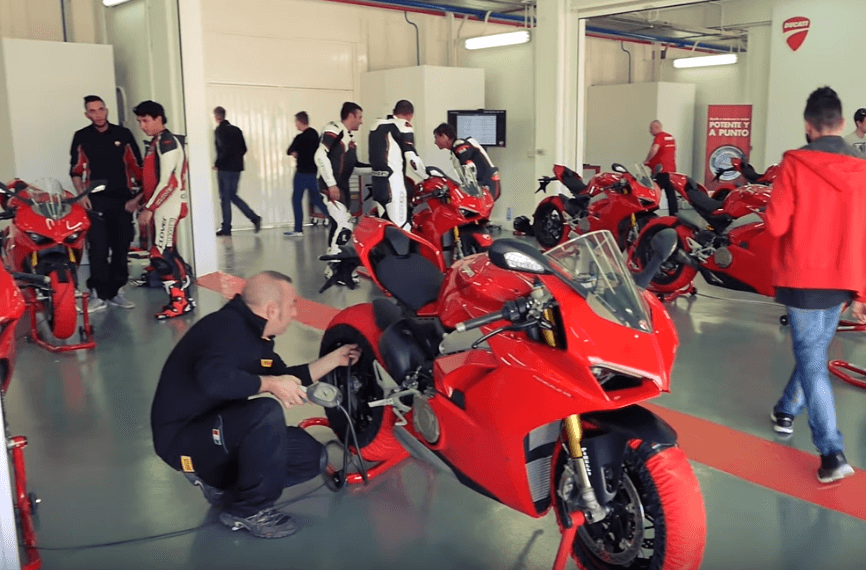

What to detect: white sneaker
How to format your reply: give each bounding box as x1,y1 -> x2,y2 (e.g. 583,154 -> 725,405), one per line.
107,290 -> 135,309
86,296 -> 108,313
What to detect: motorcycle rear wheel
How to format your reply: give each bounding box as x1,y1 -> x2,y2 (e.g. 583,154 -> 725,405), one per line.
319,324 -> 403,462
46,268 -> 77,339
555,440 -> 706,570
532,202 -> 566,249
632,225 -> 697,293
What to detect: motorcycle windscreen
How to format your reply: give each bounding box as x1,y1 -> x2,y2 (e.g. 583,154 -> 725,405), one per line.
631,163 -> 655,189
23,185 -> 72,220
545,230 -> 651,333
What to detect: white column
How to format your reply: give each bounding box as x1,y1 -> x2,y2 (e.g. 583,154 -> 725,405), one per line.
0,398 -> 22,569
177,0 -> 218,277
534,0 -> 580,187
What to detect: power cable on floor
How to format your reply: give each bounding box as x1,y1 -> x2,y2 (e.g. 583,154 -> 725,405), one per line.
26,482 -> 326,552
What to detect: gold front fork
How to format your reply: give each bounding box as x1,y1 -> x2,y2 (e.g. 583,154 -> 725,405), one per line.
453,227 -> 461,259
563,414 -> 607,522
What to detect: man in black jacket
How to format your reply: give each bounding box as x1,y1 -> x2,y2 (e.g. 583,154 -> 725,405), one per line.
213,106 -> 261,236
151,270 -> 360,538
69,94 -> 143,311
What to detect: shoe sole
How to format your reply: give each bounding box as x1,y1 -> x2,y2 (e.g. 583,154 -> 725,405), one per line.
108,302 -> 135,309
770,411 -> 793,434
817,464 -> 855,483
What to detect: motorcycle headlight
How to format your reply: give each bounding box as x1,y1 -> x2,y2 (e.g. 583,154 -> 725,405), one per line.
589,365 -> 645,392
459,208 -> 478,218
26,232 -> 52,245
64,232 -> 81,244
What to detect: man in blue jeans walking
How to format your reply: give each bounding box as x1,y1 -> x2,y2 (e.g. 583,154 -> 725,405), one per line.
766,86 -> 866,483
214,106 -> 261,237
284,111 -> 327,237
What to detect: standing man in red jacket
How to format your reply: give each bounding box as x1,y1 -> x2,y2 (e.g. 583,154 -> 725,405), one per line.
766,86 -> 866,483
644,120 -> 676,174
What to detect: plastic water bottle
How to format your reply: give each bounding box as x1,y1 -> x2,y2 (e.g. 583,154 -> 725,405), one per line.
506,207 -> 512,221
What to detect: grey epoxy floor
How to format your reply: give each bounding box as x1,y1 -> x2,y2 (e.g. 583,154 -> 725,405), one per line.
5,224 -> 866,570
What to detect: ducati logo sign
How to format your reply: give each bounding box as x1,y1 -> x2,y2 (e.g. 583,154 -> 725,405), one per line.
783,16 -> 810,51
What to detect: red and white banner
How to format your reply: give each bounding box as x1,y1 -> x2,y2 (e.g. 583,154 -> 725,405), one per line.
705,105 -> 753,192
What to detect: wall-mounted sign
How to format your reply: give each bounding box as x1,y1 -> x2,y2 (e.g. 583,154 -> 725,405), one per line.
783,16 -> 810,51
705,105 -> 753,191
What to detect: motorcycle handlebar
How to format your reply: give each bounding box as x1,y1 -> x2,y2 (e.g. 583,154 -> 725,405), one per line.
11,272 -> 51,287
455,298 -> 530,332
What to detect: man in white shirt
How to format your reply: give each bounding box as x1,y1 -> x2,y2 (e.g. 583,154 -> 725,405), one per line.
843,108 -> 866,155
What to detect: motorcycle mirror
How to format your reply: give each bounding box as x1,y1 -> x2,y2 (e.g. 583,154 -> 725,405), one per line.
306,382 -> 342,408
488,239 -> 552,275
633,228 -> 678,289
611,163 -> 628,174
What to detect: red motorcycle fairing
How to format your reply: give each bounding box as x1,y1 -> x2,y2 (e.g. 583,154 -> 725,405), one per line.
699,219 -> 775,297
411,172 -> 494,262
717,184 -> 772,219
5,187 -> 90,273
0,267 -> 26,394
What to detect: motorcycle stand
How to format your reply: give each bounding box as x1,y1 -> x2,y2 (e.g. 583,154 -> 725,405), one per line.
298,416 -> 410,485
656,284 -> 697,303
828,360 -> 866,390
26,290 -> 96,352
552,511 -> 585,570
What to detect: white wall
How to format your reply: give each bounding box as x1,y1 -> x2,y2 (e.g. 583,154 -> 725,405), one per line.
0,39 -> 116,184
765,0 -> 866,164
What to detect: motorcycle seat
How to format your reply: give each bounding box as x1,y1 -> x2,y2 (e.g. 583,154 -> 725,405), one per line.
564,195 -> 591,217
373,227 -> 444,312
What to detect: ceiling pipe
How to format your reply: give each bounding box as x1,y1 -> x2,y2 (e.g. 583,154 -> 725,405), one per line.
321,0 -> 735,53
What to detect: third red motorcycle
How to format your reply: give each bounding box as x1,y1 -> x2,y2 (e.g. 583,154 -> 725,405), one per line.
516,163 -> 661,251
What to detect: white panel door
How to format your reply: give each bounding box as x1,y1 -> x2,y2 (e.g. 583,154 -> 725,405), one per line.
205,84 -> 352,229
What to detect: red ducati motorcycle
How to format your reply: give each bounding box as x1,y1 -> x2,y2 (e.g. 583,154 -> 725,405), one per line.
629,176 -> 774,301
410,166 -> 495,265
1,266 -> 48,569
0,179 -> 104,351
711,157 -> 779,202
313,216 -> 706,570
516,164 -> 661,251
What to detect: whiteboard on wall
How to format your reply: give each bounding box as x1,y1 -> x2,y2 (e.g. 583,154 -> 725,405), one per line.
1,39 -> 117,188
765,0 -> 866,164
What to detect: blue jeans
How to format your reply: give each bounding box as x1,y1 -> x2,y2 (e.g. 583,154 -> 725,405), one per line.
292,172 -> 327,232
218,170 -> 258,233
775,304 -> 845,455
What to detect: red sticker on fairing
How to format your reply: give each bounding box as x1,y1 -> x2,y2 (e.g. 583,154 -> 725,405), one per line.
783,17 -> 810,52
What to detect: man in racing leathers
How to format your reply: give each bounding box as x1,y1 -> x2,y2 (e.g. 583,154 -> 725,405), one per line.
130,100 -> 195,320
368,100 -> 427,229
316,102 -> 369,281
433,122 -> 501,201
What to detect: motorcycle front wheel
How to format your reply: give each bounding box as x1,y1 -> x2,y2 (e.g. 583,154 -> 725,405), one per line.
319,323 -> 403,462
46,267 -> 77,339
532,202 -> 566,249
554,440 -> 706,570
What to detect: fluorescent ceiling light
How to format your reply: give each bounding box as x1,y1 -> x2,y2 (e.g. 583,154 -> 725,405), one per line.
464,30 -> 531,50
103,0 -> 134,6
673,54 -> 738,69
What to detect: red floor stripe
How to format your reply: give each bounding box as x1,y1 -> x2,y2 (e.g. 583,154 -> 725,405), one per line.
645,403 -> 866,521
196,272 -> 340,331
198,271 -> 866,519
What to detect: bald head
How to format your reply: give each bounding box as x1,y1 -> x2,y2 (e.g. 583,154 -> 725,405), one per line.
650,120 -> 663,135
243,271 -> 293,309
243,271 -> 299,337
